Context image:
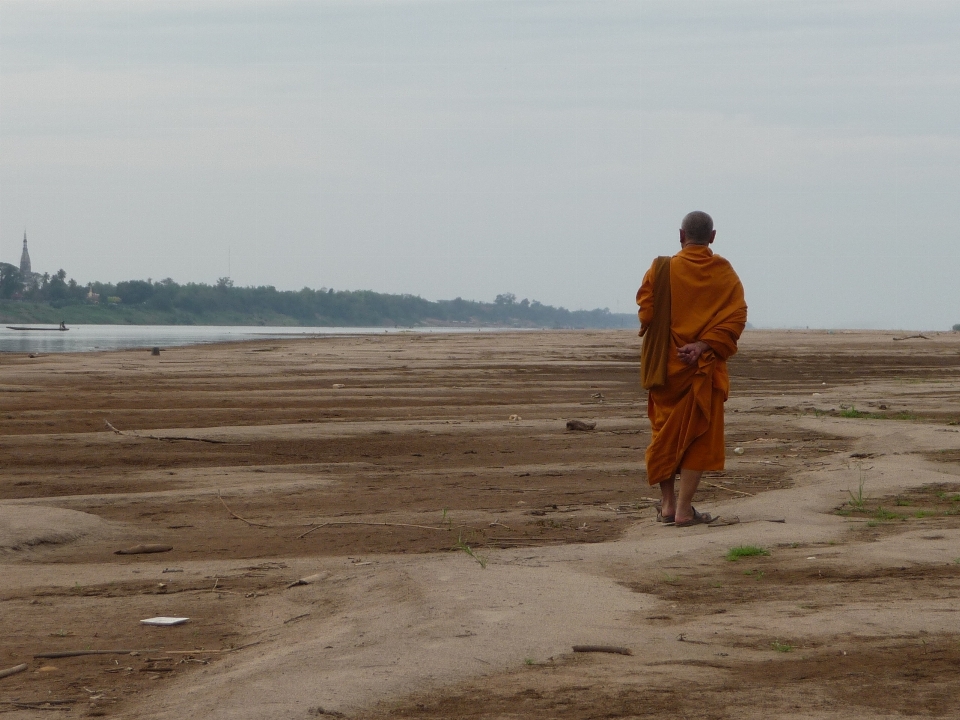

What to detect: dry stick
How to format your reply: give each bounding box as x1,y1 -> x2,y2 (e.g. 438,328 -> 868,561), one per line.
162,650 -> 230,655
33,650 -> 143,659
216,492 -> 458,536
7,703 -> 74,712
297,520 -> 450,539
0,663 -> 27,679
893,334 -> 930,341
218,490 -> 273,528
572,645 -> 633,656
105,421 -> 249,446
701,481 -> 755,497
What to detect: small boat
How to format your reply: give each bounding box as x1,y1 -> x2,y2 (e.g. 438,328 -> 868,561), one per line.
6,326 -> 69,331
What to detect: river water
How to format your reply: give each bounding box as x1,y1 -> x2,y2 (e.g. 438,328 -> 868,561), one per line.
0,324 -> 495,354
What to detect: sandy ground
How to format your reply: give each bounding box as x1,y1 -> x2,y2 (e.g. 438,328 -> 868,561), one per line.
2,329 -> 960,719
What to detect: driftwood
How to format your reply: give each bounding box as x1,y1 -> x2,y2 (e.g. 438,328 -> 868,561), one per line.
218,490 -> 273,528
114,544 -> 173,555
701,481 -> 755,497
566,419 -> 596,431
0,663 -> 27,679
286,572 -> 330,589
296,520 -> 449,539
105,421 -> 248,445
893,334 -> 930,341
3,699 -> 77,712
216,492 -> 456,536
33,650 -> 141,659
572,645 -> 632,656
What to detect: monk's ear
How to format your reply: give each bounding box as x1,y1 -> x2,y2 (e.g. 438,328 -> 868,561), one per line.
708,230 -> 716,245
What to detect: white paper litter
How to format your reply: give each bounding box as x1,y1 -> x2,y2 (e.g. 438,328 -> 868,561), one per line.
140,616 -> 189,626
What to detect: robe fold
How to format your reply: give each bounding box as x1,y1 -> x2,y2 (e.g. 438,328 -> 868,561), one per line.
636,244 -> 747,485
639,256 -> 672,390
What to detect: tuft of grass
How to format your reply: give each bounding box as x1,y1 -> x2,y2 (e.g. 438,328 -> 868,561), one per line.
895,498 -> 912,507
840,407 -> 869,418
840,407 -> 917,421
914,510 -> 934,519
453,531 -> 487,569
771,640 -> 794,653
661,573 -> 679,584
524,657 -> 535,666
744,569 -> 765,580
726,545 -> 769,561
845,461 -> 868,512
866,521 -> 879,528
873,506 -> 905,521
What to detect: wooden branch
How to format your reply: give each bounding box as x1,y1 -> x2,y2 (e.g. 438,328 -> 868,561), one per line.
106,421 -> 249,445
33,650 -> 140,659
702,481 -> 755,497
893,334 -> 930,341
572,645 -> 632,656
297,520 -> 449,539
218,490 -> 273,528
0,663 -> 27,679
114,544 -> 173,555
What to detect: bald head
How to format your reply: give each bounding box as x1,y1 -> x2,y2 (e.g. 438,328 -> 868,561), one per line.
680,211 -> 714,245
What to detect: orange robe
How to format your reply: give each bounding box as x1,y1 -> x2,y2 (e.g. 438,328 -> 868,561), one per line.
636,245 -> 747,485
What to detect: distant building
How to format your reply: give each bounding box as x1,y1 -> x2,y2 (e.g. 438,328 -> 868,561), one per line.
20,232 -> 32,277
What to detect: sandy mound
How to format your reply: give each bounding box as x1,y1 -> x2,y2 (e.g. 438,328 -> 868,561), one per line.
0,505 -> 104,550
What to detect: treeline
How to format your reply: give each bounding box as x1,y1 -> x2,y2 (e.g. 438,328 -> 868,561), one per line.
0,265 -> 632,328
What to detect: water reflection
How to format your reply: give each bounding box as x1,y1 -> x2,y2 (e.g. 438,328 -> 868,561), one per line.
0,324 -> 491,354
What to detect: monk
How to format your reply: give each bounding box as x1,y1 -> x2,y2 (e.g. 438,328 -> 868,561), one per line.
636,211 -> 747,527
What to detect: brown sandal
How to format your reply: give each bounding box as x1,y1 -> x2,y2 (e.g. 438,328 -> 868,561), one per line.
655,505 -> 675,524
674,507 -> 717,527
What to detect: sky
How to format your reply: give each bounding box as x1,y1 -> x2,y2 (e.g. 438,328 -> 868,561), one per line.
1,0 -> 959,329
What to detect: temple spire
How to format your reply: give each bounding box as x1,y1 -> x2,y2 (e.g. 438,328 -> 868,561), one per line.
20,231 -> 32,276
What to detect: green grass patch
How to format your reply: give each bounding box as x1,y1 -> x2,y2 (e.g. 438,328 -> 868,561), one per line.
839,407 -> 917,421
840,407 -> 870,418
873,507 -> 905,521
726,545 -> 769,561
771,640 -> 794,653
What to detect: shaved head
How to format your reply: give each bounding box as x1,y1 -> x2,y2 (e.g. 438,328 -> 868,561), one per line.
681,211 -> 714,244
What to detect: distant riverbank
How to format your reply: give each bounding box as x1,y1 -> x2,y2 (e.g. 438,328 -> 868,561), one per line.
0,298 -> 636,329
0,300 -> 301,327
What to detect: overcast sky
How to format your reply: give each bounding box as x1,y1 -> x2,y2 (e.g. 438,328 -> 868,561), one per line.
1,1 -> 958,329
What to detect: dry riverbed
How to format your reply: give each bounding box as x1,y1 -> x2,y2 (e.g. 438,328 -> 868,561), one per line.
2,329 -> 960,719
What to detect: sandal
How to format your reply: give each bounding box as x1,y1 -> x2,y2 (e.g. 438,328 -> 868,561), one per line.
674,507 -> 717,527
655,505 -> 675,524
